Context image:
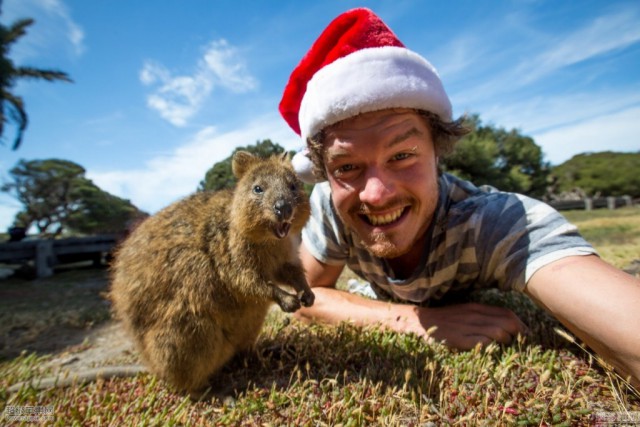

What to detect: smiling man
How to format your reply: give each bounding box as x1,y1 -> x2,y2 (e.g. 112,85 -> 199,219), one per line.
279,8 -> 640,384
324,110 -> 438,261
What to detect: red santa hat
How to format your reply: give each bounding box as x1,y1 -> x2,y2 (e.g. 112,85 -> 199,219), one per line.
279,7 -> 452,143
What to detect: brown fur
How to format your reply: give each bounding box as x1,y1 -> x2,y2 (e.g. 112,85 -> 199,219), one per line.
109,151 -> 314,394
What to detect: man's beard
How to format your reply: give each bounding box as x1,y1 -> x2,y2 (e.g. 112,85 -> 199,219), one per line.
349,197 -> 415,259
359,231 -> 407,259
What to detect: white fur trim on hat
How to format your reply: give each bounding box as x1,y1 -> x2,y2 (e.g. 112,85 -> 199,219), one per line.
298,46 -> 452,141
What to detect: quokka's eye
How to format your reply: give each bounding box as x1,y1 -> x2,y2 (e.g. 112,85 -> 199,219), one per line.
253,185 -> 264,194
290,183 -> 297,191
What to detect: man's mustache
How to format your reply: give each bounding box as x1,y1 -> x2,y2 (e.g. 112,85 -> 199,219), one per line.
349,197 -> 413,215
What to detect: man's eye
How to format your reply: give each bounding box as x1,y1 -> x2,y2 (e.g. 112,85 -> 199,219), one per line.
336,164 -> 356,174
392,152 -> 412,161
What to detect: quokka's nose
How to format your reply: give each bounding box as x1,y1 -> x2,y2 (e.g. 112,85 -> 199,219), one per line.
274,200 -> 293,221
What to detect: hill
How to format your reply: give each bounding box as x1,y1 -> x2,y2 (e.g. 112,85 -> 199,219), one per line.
549,151 -> 640,198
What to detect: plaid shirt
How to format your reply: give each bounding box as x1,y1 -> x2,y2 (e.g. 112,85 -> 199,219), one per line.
301,173 -> 596,303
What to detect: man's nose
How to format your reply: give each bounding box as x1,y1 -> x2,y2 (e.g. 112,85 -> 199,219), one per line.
359,168 -> 392,205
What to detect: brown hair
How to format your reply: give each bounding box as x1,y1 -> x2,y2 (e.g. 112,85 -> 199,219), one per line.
306,110 -> 469,181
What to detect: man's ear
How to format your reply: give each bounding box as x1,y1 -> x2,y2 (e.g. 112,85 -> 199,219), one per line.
232,151 -> 257,179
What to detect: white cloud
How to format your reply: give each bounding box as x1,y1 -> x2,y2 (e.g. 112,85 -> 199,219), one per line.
202,40 -> 258,92
532,106 -> 640,165
139,62 -> 168,86
140,39 -> 257,127
443,6 -> 640,166
140,61 -> 213,126
433,35 -> 487,78
2,0 -> 85,59
474,87 -> 640,134
88,113 -> 301,215
450,6 -> 640,109
517,8 -> 640,85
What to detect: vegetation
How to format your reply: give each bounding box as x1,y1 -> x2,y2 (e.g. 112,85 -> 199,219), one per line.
563,207 -> 640,269
0,14 -> 72,150
441,115 -> 550,198
1,208 -> 638,425
1,158 -> 146,236
550,151 -> 640,199
199,139 -> 294,192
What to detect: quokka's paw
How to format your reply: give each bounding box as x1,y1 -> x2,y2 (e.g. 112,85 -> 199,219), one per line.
276,294 -> 302,313
298,289 -> 315,307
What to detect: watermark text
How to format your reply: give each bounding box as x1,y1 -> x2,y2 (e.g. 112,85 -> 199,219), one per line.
3,405 -> 55,422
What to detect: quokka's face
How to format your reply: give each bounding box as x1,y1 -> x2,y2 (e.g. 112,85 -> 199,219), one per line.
241,162 -> 310,240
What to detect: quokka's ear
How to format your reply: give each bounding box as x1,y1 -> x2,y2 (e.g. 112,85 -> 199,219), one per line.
232,151 -> 258,179
279,151 -> 291,163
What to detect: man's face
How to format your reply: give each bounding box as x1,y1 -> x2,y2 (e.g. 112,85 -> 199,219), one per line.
323,109 -> 440,259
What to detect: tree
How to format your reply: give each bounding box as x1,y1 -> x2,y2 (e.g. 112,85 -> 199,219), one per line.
64,179 -> 147,235
441,115 -> 550,197
0,15 -> 72,150
199,139 -> 293,192
2,159 -> 85,234
1,158 -> 146,236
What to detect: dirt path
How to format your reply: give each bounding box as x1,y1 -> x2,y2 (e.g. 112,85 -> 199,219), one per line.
40,320 -> 140,373
1,266 -> 140,372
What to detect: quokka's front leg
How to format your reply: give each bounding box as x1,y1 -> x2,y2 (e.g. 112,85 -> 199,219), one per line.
274,263 -> 315,307
268,281 -> 302,313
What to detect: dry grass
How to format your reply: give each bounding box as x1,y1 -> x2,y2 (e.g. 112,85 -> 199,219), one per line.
2,314 -> 638,426
563,206 -> 640,269
1,207 -> 639,425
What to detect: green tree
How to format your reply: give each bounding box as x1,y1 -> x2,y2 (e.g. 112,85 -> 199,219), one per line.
1,158 -> 145,236
65,179 -> 147,235
0,14 -> 72,149
442,115 -> 550,197
199,139 -> 293,192
441,131 -> 503,186
2,159 -> 85,234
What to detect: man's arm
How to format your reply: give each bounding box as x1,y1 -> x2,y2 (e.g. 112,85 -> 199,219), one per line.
295,243 -> 527,349
525,254 -> 640,385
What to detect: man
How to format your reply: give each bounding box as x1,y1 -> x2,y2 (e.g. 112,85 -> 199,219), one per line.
279,8 -> 640,384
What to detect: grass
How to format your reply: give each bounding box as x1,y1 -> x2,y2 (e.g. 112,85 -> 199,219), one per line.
562,206 -> 640,269
1,207 -> 639,425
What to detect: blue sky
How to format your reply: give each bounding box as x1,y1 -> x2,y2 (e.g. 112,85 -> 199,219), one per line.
1,0 -> 639,231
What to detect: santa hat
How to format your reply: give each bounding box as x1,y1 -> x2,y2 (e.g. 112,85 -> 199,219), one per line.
279,8 -> 452,181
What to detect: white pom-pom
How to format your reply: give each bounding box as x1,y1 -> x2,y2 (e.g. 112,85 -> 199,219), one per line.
292,148 -> 319,184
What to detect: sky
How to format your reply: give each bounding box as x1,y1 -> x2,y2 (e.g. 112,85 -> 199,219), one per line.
1,0 -> 639,231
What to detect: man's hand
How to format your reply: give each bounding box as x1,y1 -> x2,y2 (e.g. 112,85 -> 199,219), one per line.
294,287 -> 528,350
297,244 -> 527,349
409,302 -> 528,349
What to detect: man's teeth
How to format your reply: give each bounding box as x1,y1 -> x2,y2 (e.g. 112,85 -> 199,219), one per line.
365,208 -> 404,226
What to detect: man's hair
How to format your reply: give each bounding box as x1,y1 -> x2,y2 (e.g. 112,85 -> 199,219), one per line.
306,110 -> 469,181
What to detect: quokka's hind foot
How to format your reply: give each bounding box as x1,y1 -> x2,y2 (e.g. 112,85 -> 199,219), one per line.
187,381 -> 238,404
259,342 -> 297,362
142,330 -> 232,396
